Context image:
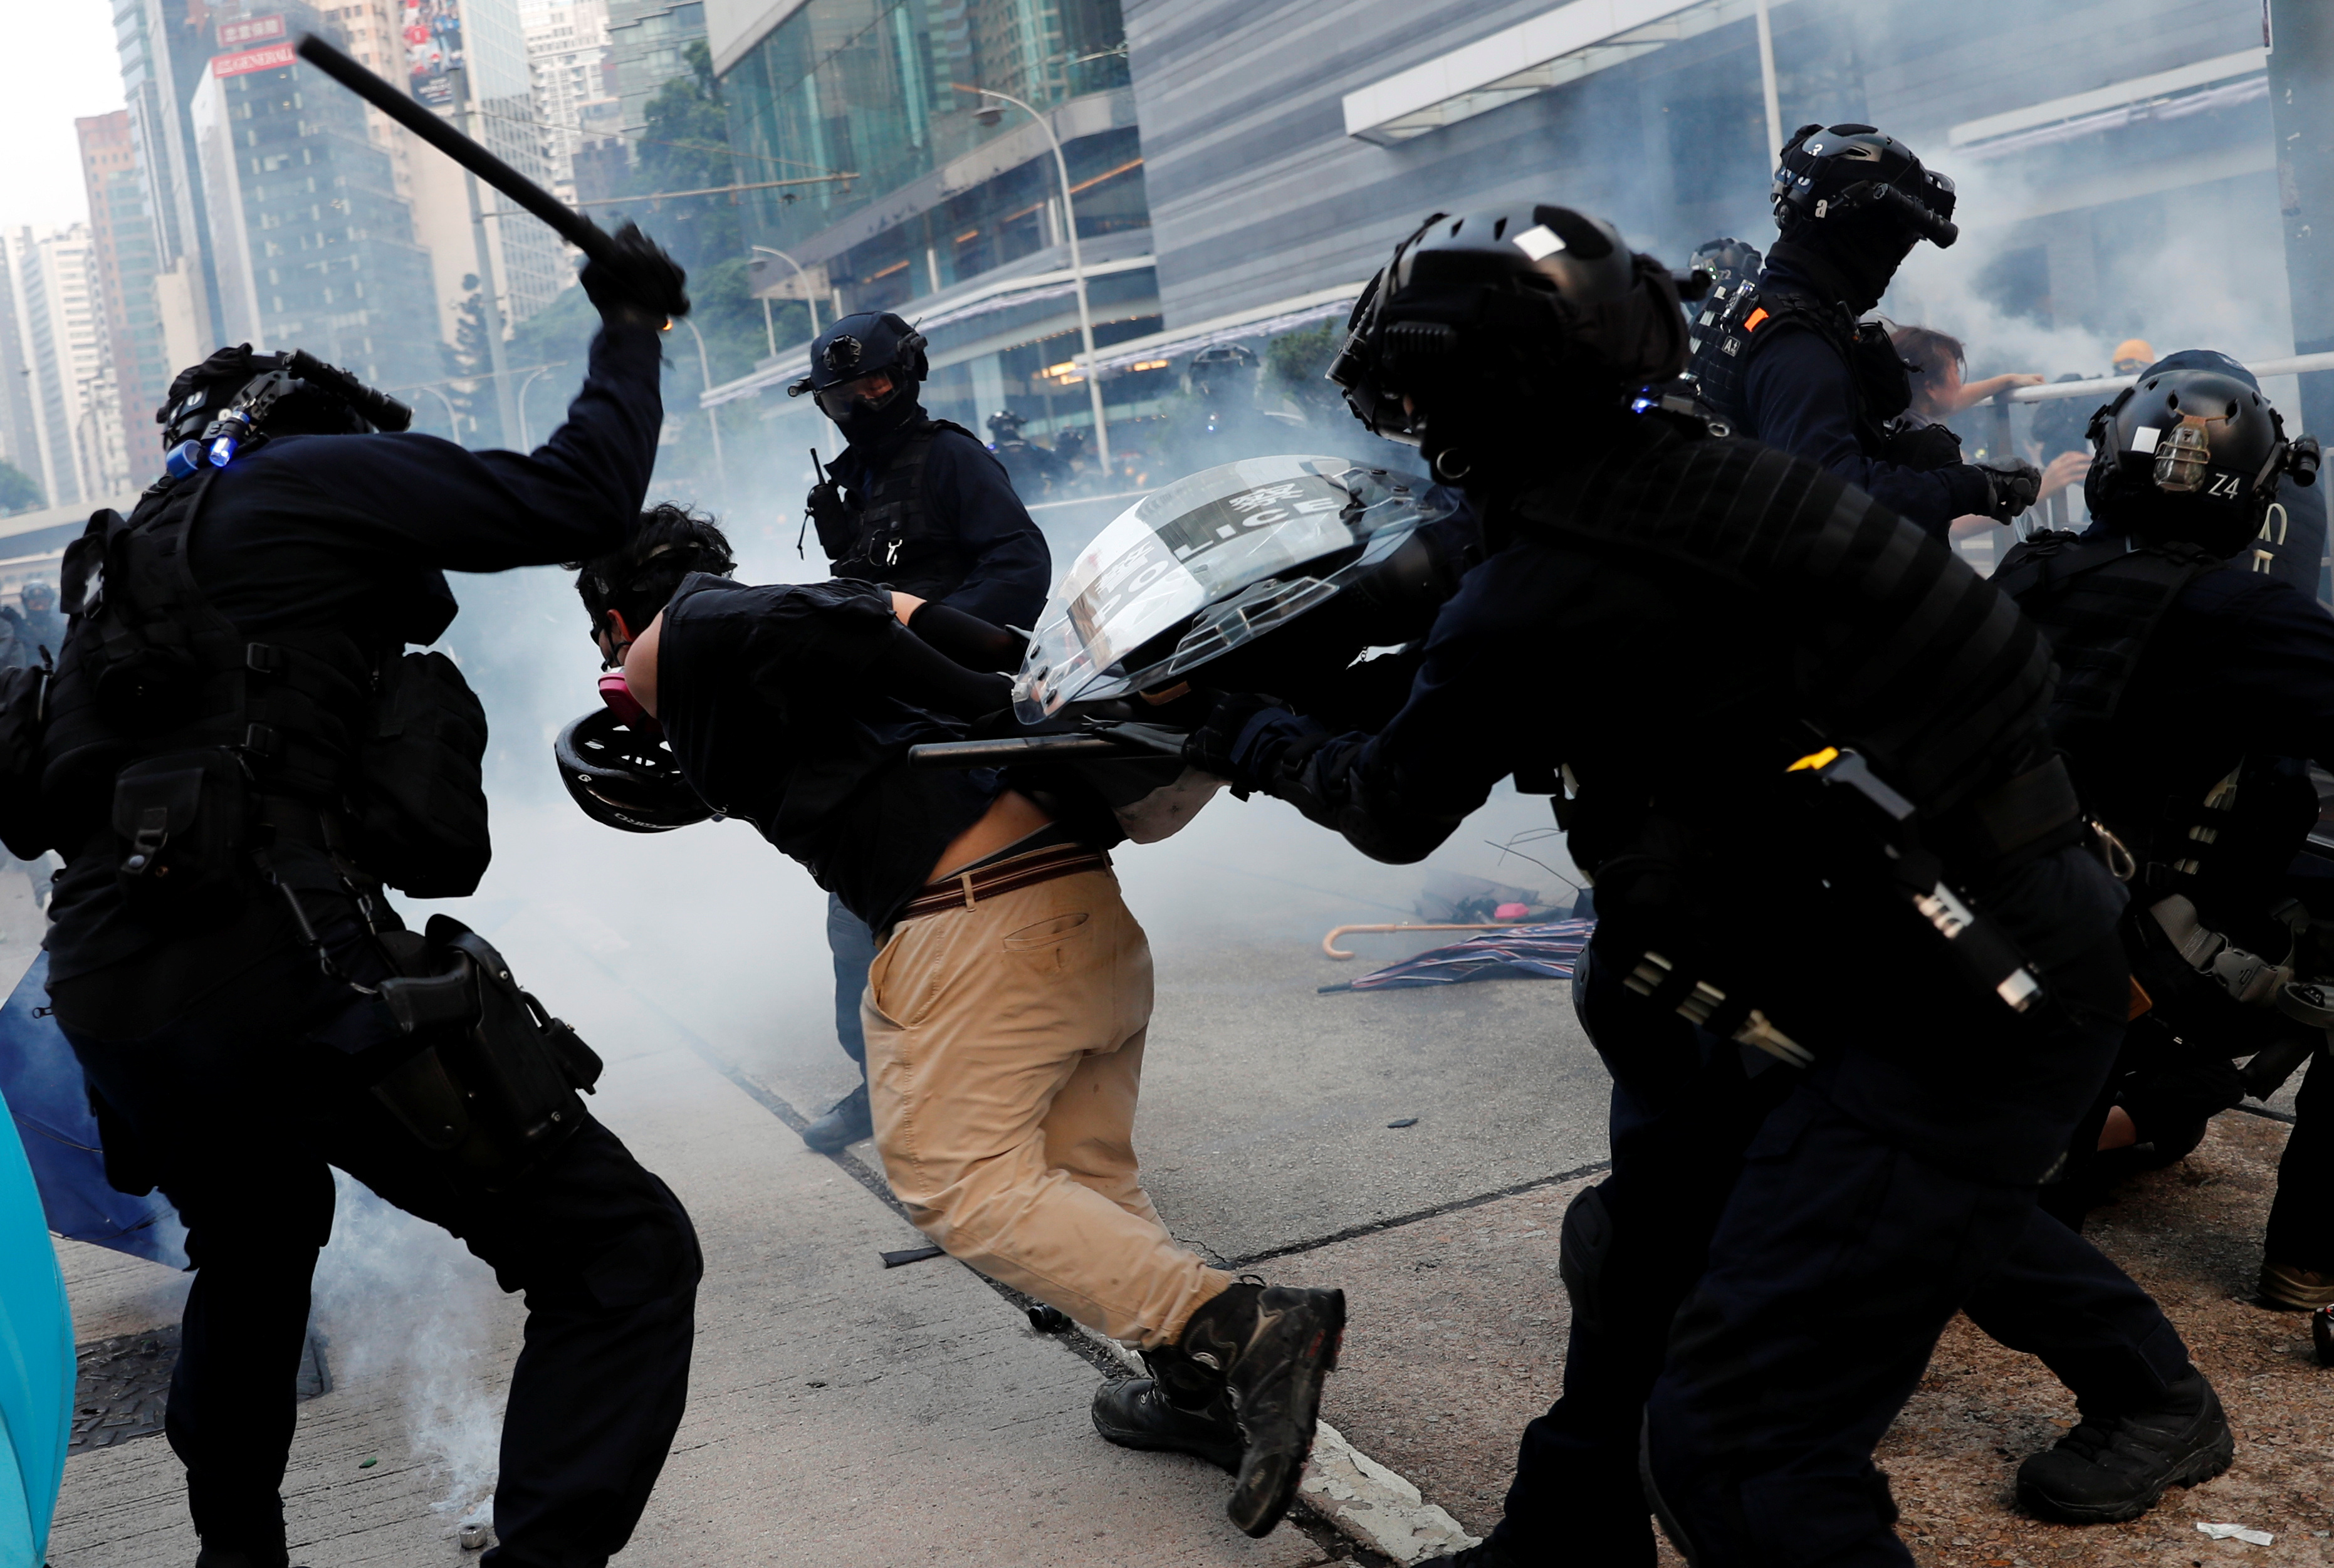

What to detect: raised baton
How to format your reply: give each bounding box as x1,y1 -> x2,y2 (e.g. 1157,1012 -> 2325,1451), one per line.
294,33 -> 619,266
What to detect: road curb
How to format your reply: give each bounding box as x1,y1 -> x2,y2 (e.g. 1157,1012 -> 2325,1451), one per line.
1082,1330 -> 1480,1564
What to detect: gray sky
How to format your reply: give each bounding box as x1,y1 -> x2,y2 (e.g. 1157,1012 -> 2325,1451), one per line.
3,5 -> 134,236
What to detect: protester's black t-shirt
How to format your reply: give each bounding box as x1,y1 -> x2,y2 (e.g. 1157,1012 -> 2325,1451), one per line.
655,575 -> 1004,929
46,323 -> 666,1032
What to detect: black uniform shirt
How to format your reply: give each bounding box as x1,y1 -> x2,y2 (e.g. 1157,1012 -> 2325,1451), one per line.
46,323 -> 667,1017
655,575 -> 1004,930
2075,556 -> 2334,891
828,412 -> 1052,629
1737,257 -> 1992,537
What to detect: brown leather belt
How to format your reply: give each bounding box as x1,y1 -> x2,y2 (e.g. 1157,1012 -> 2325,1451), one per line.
895,841 -> 1111,924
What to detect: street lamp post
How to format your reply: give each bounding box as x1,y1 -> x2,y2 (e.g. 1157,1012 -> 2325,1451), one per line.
680,316 -> 727,502
750,244 -> 821,347
752,244 -> 826,459
952,83 -> 1110,469
515,363 -> 558,449
409,384 -> 461,443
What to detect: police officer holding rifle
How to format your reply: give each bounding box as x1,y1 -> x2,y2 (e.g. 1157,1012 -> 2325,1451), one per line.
4,36 -> 706,1568
1181,205 -> 2222,1565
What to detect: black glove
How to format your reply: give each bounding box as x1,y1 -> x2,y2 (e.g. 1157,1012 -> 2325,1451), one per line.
805,473 -> 851,559
1976,458 -> 2041,521
581,222 -> 689,326
1183,692 -> 1294,797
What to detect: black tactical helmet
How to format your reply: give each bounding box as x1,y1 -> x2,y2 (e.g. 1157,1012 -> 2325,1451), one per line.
1771,124 -> 1959,249
1689,236 -> 1765,298
2085,352 -> 2321,556
1329,205 -> 1690,477
554,708 -> 712,833
787,311 -> 929,399
157,343 -> 412,451
986,408 -> 1028,441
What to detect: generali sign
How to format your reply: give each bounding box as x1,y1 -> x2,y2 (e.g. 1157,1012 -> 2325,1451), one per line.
212,40 -> 296,77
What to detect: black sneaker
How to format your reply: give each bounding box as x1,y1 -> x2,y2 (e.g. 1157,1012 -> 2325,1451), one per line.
1181,1281 -> 1347,1538
1091,1377 -> 1244,1471
801,1080 -> 872,1152
2014,1368 -> 2234,1524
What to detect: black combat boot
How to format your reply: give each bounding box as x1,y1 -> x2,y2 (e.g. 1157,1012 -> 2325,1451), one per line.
1415,1543 -> 1530,1568
800,1075 -> 872,1152
1178,1277 -> 1347,1537
2014,1367 -> 2234,1524
1091,1342 -> 1244,1472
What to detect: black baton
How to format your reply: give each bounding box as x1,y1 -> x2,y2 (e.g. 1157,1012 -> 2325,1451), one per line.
295,33 -> 618,266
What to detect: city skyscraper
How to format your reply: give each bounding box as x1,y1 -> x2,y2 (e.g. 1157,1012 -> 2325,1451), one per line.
77,111 -> 174,472
187,6 -> 444,396
524,0 -> 620,208
3,227 -> 130,510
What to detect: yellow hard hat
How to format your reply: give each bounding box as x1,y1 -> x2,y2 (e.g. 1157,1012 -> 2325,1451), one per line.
2112,338 -> 2155,370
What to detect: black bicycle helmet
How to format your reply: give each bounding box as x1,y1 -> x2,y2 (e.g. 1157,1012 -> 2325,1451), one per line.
554,708 -> 712,833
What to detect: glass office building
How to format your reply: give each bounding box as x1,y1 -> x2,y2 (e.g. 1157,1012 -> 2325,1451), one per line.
708,0 -> 1163,448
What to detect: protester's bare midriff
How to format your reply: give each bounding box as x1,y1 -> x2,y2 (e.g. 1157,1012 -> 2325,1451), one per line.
929,789 -> 1054,881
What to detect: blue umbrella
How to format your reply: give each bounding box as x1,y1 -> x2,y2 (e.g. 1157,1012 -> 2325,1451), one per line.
0,954 -> 185,1268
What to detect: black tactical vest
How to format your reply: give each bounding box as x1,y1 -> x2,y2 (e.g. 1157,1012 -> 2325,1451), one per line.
39,464 -> 490,900
825,419 -> 983,598
1685,278 -> 1928,461
1990,531 -> 2224,756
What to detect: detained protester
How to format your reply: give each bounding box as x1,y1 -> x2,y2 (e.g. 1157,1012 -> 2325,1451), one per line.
1991,351 -> 2334,1310
789,312 -> 1052,1154
12,224 -> 704,1568
567,515 -> 1343,1539
1687,123 -> 2041,539
1185,206 -> 2217,1566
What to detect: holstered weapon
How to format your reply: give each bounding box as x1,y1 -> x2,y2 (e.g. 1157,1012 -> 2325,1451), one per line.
367,915 -> 604,1186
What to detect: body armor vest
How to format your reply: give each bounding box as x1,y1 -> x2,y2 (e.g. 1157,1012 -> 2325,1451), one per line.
1990,531 -> 2223,761
38,464 -> 490,900
825,420 -> 983,598
46,470 -> 376,815
1685,277 -> 1939,464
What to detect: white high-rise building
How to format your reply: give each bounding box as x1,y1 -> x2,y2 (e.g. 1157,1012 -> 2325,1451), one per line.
2,227 -> 130,511
525,0 -> 617,209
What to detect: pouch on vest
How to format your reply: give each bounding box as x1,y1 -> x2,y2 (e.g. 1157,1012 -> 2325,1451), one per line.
110,748 -> 247,914
352,651 -> 491,897
367,914 -> 601,1186
0,661 -> 53,860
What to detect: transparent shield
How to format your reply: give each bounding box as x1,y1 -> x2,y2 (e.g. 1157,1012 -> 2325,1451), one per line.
1013,456 -> 1450,720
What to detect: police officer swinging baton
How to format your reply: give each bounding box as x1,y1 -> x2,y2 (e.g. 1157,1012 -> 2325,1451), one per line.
294,34 -> 622,269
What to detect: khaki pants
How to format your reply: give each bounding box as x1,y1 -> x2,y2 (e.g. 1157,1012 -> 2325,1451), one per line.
862,867 -> 1228,1347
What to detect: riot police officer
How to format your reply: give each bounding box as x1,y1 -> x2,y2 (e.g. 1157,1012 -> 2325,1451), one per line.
790,311 -> 1050,1151
985,407 -> 1069,501
1,580 -> 65,669
31,226 -> 703,1568
1185,205 -> 2221,1565
1687,123 -> 2039,538
1992,351 -> 2334,1309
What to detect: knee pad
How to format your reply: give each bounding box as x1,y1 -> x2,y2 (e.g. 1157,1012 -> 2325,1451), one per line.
1559,1183 -> 1615,1337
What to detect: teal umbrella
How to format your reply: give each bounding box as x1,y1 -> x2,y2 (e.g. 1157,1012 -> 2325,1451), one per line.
0,1079 -> 73,1568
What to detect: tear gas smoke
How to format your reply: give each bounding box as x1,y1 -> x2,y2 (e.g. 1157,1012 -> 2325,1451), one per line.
310,1174 -> 510,1525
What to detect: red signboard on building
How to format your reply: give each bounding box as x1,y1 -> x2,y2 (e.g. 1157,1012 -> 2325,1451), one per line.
212,40 -> 296,78
216,14 -> 286,47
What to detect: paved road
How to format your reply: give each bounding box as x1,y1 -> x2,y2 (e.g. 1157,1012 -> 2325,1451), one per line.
48,783 -> 1613,1565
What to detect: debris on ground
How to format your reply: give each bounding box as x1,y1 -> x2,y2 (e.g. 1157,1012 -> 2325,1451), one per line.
1321,921 -> 1594,993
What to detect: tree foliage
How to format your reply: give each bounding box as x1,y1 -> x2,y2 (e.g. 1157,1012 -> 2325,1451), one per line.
0,459 -> 42,516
